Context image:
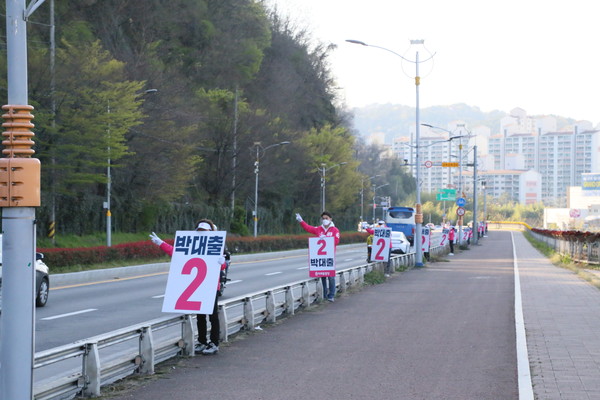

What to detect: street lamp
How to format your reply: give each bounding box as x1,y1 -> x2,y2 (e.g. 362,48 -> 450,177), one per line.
320,162 -> 347,212
106,88 -> 157,247
252,141 -> 290,237
347,39 -> 434,267
361,175 -> 381,222
372,183 -> 390,222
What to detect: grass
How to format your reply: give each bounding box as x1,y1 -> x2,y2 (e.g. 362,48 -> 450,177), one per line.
37,232 -> 155,249
523,231 -> 600,289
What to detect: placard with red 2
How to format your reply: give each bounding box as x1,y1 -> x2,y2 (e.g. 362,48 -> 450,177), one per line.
162,230 -> 226,314
308,236 -> 336,277
372,227 -> 391,262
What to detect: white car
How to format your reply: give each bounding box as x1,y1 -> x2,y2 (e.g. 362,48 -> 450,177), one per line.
391,231 -> 411,254
0,234 -> 50,308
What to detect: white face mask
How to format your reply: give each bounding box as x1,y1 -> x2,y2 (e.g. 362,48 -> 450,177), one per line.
322,219 -> 331,227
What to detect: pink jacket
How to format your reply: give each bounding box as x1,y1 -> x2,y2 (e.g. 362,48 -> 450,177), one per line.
299,221 -> 340,246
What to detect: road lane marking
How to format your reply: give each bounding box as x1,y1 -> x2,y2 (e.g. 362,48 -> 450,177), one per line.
344,259 -> 353,261
42,308 -> 97,320
228,280 -> 242,284
265,272 -> 282,276
152,294 -> 165,299
512,232 -> 534,400
297,267 -> 308,270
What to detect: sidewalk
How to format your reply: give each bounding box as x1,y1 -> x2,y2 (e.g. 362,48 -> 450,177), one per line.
105,231 -> 600,400
514,232 -> 600,399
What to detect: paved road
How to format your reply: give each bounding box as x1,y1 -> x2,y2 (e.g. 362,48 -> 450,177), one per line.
108,231 -> 521,399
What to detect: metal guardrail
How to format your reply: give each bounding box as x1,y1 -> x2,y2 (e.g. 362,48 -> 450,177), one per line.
32,246 -> 450,399
530,231 -> 600,265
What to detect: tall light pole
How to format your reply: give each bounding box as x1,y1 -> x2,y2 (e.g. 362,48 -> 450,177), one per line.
347,39 -> 434,267
361,174 -> 380,222
252,141 -> 290,237
372,183 -> 390,222
421,123 -> 471,244
106,88 -> 157,247
320,162 -> 347,212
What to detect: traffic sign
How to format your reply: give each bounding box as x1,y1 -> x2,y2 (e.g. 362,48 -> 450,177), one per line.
456,207 -> 465,216
442,162 -> 459,167
424,160 -> 433,168
456,197 -> 466,207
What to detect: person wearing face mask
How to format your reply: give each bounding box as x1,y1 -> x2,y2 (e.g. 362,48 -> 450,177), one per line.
295,211 -> 340,302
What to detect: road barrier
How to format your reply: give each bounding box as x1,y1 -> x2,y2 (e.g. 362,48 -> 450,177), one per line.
32,247 -> 449,399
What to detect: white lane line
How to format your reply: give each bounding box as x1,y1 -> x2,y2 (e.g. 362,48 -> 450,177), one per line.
152,294 -> 165,299
344,258 -> 353,262
265,272 -> 282,276
227,280 -> 243,285
41,308 -> 97,321
297,266 -> 309,270
512,232 -> 534,400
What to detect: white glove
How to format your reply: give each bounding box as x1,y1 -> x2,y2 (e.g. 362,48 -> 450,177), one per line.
296,213 -> 303,222
149,232 -> 163,246
217,256 -> 226,265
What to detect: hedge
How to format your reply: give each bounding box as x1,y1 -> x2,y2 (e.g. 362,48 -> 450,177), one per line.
38,232 -> 369,269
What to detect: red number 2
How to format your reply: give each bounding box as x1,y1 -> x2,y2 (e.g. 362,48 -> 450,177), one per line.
317,239 -> 328,255
374,238 -> 386,260
175,258 -> 208,311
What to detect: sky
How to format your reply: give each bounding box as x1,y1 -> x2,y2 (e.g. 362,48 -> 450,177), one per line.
266,0 -> 600,125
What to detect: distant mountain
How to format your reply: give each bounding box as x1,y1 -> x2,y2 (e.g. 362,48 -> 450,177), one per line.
350,103 -> 506,143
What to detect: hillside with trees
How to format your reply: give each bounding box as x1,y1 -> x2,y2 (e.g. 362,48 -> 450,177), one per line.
0,0 -> 415,238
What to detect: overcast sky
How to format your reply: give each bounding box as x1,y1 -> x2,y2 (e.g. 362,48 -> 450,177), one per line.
267,0 -> 600,125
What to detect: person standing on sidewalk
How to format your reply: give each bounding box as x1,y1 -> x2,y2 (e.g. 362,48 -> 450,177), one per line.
296,211 -> 340,302
448,226 -> 456,255
149,219 -> 226,355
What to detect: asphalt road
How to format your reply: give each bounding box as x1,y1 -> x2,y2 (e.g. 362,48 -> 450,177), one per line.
18,244 -> 368,351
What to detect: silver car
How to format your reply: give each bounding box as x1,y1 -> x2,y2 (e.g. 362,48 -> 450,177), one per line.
391,231 -> 411,254
0,235 -> 50,308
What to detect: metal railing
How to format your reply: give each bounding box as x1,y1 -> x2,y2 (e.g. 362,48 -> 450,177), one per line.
32,247 -> 450,399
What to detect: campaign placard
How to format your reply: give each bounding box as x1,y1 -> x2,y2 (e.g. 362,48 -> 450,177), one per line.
421,227 -> 431,252
308,236 -> 336,277
162,230 -> 226,314
439,228 -> 449,247
372,227 -> 391,262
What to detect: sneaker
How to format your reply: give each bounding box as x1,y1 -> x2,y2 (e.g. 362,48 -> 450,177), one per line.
384,273 -> 390,277
327,297 -> 335,302
449,253 -> 454,256
202,342 -> 219,355
195,343 -> 208,354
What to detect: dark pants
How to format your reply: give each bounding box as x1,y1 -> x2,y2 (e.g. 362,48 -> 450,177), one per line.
449,240 -> 454,253
197,293 -> 220,346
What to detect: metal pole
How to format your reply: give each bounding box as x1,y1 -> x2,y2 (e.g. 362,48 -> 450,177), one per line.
360,182 -> 364,222
106,102 -> 112,247
372,185 -> 376,222
321,165 -> 326,212
253,144 -> 259,237
458,135 -> 463,245
1,0 -> 36,397
473,145 -> 478,245
414,50 -> 423,267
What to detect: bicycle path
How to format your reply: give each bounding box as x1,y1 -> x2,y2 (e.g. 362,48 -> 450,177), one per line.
106,230 -> 600,399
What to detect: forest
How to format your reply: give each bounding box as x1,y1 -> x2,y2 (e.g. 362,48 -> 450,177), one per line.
1,0 -> 544,242
0,0 -> 417,238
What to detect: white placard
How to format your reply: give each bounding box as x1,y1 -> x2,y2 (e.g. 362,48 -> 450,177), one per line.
372,227 -> 391,262
421,227 -> 431,252
439,229 -> 449,247
162,230 -> 226,314
308,236 -> 336,277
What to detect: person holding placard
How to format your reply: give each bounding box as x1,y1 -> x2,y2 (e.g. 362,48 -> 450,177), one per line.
149,219 -> 226,355
296,211 -> 340,302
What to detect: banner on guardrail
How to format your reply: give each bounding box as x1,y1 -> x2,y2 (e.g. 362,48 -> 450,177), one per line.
308,236 -> 336,277
162,230 -> 226,314
372,227 -> 391,262
439,228 -> 449,247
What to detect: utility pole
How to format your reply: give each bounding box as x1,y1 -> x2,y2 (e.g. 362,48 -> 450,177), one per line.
1,0 -> 43,398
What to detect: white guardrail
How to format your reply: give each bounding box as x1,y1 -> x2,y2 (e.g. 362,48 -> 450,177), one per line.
33,245 -> 447,400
